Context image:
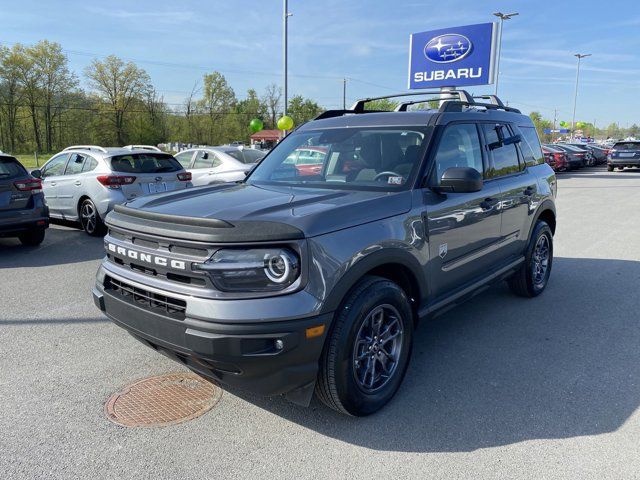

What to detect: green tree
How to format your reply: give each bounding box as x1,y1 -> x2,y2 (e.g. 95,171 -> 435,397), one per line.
287,95 -> 323,128
85,55 -> 152,145
262,84 -> 282,129
364,99 -> 398,111
198,71 -> 236,144
0,45 -> 25,152
14,44 -> 44,151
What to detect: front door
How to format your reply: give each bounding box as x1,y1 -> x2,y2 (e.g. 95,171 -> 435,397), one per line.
39,153 -> 69,214
423,123 -> 503,298
56,152 -> 86,218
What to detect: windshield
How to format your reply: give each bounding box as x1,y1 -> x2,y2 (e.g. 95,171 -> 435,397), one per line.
247,127 -> 429,190
613,142 -> 640,150
109,153 -> 182,173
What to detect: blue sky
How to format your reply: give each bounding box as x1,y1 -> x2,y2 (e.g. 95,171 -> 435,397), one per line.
2,0 -> 639,126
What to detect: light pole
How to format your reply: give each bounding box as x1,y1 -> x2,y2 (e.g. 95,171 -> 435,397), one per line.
492,11 -> 518,96
571,53 -> 591,140
283,0 -> 292,118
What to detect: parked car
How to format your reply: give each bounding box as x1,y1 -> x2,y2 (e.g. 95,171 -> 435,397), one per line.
173,146 -> 266,187
0,154 -> 49,245
34,145 -> 191,236
550,144 -> 586,169
585,144 -> 610,164
541,145 -> 569,172
558,143 -> 596,166
283,146 -> 328,176
123,145 -> 162,152
94,90 -> 557,416
607,141 -> 640,171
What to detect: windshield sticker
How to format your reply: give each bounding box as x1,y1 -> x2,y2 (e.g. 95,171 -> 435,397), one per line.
387,176 -> 404,185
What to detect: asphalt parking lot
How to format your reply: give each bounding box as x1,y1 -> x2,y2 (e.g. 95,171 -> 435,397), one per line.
2,166 -> 640,479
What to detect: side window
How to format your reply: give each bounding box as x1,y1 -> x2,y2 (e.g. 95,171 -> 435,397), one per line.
41,154 -> 68,178
192,150 -> 215,169
174,151 -> 194,168
433,123 -> 484,182
482,124 -> 521,178
518,126 -> 545,166
82,156 -> 98,173
283,151 -> 298,165
65,153 -> 86,175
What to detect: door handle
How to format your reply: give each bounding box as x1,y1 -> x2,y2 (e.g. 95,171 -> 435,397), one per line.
50,182 -> 57,186
523,186 -> 535,196
480,197 -> 498,210
74,181 -> 82,186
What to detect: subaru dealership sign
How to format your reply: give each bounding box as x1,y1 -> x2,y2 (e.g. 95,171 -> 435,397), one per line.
408,23 -> 498,89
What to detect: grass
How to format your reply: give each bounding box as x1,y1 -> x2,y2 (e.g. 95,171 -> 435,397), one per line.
10,153 -> 55,169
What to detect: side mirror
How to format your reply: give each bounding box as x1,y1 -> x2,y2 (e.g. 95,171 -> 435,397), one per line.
201,152 -> 209,160
31,169 -> 42,179
438,167 -> 483,193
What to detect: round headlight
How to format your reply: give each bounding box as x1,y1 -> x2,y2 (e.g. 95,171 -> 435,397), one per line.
264,250 -> 296,283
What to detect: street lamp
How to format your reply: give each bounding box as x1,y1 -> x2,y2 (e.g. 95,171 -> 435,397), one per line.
492,11 -> 518,96
571,53 -> 591,140
283,0 -> 293,118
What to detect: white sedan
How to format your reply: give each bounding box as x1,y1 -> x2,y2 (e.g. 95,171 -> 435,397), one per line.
173,146 -> 266,186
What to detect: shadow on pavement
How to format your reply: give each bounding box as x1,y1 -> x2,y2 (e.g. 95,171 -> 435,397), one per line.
0,225 -> 105,268
234,256 -> 640,452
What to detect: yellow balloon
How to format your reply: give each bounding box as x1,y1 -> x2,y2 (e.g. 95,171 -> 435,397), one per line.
277,115 -> 294,131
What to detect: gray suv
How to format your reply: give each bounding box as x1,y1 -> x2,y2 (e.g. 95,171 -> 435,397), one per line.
34,146 -> 191,236
0,154 -> 49,245
93,91 -> 557,416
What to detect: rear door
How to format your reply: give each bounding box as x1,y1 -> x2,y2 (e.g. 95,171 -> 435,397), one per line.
39,153 -> 69,213
56,153 -> 86,217
0,157 -> 31,212
480,123 -> 538,259
189,150 -> 223,185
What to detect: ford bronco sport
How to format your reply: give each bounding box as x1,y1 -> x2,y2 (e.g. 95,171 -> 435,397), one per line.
93,91 -> 557,416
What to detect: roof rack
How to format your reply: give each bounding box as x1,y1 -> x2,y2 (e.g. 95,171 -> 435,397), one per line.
314,90 -> 520,120
63,145 -> 108,153
123,145 -> 162,152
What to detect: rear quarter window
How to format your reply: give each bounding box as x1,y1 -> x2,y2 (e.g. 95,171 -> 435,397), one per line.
0,157 -> 27,179
518,126 -> 545,166
109,153 -> 182,173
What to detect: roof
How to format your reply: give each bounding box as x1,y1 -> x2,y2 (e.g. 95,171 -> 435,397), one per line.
250,130 -> 282,141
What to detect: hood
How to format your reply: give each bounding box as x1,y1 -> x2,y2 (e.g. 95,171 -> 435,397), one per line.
121,182 -> 411,238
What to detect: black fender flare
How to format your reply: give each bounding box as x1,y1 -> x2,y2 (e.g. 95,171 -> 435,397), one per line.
527,199 -> 556,240
319,247 -> 427,315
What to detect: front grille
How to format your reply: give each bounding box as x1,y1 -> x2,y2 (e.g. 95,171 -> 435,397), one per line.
105,276 -> 187,320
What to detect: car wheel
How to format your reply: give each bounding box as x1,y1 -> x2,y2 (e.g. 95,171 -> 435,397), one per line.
18,229 -> 45,246
316,276 -> 414,416
79,198 -> 106,236
508,220 -> 553,298
607,165 -> 614,172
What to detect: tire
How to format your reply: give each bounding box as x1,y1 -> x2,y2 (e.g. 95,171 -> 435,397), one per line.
18,229 -> 45,246
508,221 -> 553,298
315,276 -> 414,416
607,165 -> 614,172
79,198 -> 106,236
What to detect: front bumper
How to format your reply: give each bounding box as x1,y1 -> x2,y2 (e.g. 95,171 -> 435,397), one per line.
93,272 -> 332,405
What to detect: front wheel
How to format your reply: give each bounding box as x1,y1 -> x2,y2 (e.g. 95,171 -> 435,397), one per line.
316,276 -> 414,416
79,199 -> 106,236
508,220 -> 553,297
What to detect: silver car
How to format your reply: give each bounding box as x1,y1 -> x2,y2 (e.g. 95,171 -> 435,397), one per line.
173,146 -> 266,187
33,145 -> 192,236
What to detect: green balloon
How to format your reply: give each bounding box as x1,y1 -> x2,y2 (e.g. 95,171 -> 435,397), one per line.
249,118 -> 263,133
576,121 -> 586,129
559,121 -> 569,128
277,115 -> 294,131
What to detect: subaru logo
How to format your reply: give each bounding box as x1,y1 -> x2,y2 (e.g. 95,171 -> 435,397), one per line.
155,176 -> 162,182
424,34 -> 472,63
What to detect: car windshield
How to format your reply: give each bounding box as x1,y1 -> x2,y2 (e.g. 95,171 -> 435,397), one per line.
109,153 -> 182,173
247,127 -> 429,190
613,142 -> 640,150
0,157 -> 26,178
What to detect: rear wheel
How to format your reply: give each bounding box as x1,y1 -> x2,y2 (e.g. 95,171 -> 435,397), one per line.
79,198 -> 106,236
316,276 -> 414,416
508,221 -> 553,297
607,165 -> 614,172
18,229 -> 45,246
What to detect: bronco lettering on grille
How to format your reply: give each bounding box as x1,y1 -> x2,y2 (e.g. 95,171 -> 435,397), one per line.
106,242 -> 187,270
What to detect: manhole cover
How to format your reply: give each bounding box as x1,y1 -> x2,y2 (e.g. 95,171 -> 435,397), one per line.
105,372 -> 222,427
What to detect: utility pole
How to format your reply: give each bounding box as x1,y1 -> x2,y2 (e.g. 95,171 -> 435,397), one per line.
553,109 -> 558,142
493,11 -> 519,96
283,0 -> 292,118
571,53 -> 591,140
342,78 -> 347,110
